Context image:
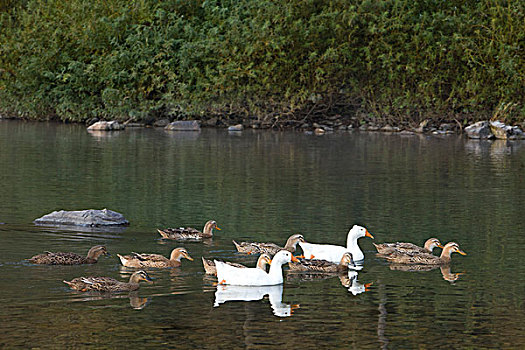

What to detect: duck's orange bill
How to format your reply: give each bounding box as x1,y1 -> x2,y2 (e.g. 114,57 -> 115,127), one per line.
364,282 -> 373,291
365,230 -> 374,239
291,255 -> 300,263
458,250 -> 467,255
216,226 -> 221,230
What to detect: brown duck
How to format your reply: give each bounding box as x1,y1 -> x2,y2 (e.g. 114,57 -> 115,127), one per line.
117,248 -> 193,268
381,242 -> 466,265
63,270 -> 153,292
233,234 -> 305,255
157,220 -> 220,240
202,253 -> 272,276
373,238 -> 443,255
28,245 -> 109,265
288,252 -> 356,273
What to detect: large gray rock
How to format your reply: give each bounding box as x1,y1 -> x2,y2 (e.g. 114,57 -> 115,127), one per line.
464,121 -> 493,139
34,209 -> 129,227
165,120 -> 201,131
87,121 -> 124,131
490,121 -> 525,140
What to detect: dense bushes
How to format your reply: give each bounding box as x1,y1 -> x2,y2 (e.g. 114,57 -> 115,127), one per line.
0,0 -> 523,124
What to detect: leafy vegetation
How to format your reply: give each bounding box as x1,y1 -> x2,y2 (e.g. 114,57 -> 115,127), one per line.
0,0 -> 523,124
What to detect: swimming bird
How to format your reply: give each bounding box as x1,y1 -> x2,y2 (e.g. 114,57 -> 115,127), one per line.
202,253 -> 272,276
157,220 -> 220,240
298,225 -> 373,263
215,250 -> 298,286
288,252 -> 356,273
63,270 -> 153,292
117,247 -> 193,268
28,245 -> 109,265
232,234 -> 305,255
381,242 -> 466,265
373,238 -> 443,255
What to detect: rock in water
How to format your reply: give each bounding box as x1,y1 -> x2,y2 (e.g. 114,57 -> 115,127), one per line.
165,120 -> 201,131
87,121 -> 124,131
490,121 -> 525,140
464,121 -> 493,139
34,209 -> 129,227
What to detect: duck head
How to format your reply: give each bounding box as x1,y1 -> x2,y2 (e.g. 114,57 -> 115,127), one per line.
87,245 -> 110,259
273,250 -> 299,265
424,238 -> 444,251
349,225 -> 374,239
285,234 -> 305,250
257,253 -> 272,270
204,220 -> 221,232
130,270 -> 154,284
442,242 -> 467,257
171,247 -> 194,262
340,252 -> 355,268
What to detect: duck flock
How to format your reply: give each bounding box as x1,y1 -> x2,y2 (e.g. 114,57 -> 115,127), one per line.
27,220 -> 466,294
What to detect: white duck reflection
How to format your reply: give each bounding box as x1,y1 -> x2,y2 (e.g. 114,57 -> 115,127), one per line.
339,270 -> 372,295
214,284 -> 298,317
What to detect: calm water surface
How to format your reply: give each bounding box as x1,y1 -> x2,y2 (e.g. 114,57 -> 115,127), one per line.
0,120 -> 524,349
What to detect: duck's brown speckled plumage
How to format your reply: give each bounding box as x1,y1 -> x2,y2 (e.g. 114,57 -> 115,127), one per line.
63,270 -> 153,292
157,220 -> 220,240
382,242 -> 466,265
202,254 -> 271,275
288,252 -> 355,273
373,238 -> 443,255
28,245 -> 109,265
233,234 -> 304,256
118,248 -> 193,268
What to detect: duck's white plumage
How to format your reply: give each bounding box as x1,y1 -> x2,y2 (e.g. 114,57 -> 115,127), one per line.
215,250 -> 294,286
298,225 -> 373,263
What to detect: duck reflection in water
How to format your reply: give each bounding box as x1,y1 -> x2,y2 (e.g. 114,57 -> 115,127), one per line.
339,270 -> 372,295
388,263 -> 465,283
69,291 -> 150,310
214,284 -> 299,317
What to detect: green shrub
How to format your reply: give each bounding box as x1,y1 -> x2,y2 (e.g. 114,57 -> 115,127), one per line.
0,0 -> 523,123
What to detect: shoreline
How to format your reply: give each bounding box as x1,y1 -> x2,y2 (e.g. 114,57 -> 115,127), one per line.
1,114 -> 524,140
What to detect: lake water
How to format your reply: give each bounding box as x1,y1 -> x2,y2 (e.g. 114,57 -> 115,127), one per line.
0,120 -> 524,349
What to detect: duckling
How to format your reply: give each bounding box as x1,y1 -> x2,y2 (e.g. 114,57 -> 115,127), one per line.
202,253 -> 272,276
374,238 -> 443,255
28,245 -> 109,265
157,220 -> 220,240
117,248 -> 193,268
232,234 -> 304,256
382,242 -> 466,265
288,252 -> 356,273
63,270 -> 153,292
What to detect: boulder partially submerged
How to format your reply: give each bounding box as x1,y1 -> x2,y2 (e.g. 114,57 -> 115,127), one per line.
34,209 -> 129,227
87,121 -> 125,131
165,120 -> 201,131
465,120 -> 525,140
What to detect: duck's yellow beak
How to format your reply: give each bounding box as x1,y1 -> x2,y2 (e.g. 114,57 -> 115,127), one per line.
215,226 -> 221,231
185,253 -> 194,261
365,230 -> 374,239
437,243 -> 444,248
291,255 -> 299,263
457,249 -> 467,256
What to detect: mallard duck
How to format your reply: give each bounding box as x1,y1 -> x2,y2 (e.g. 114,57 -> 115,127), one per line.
381,242 -> 466,265
232,234 -> 305,255
28,245 -> 109,265
117,247 -> 193,268
63,270 -> 153,292
202,253 -> 272,275
298,225 -> 373,263
288,252 -> 356,273
215,250 -> 299,286
374,238 -> 443,255
157,220 -> 220,240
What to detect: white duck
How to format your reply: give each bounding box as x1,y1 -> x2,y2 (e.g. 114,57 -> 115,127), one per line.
215,250 -> 298,286
298,225 -> 374,263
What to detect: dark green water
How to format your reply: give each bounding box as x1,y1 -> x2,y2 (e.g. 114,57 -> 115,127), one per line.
0,120 -> 524,349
